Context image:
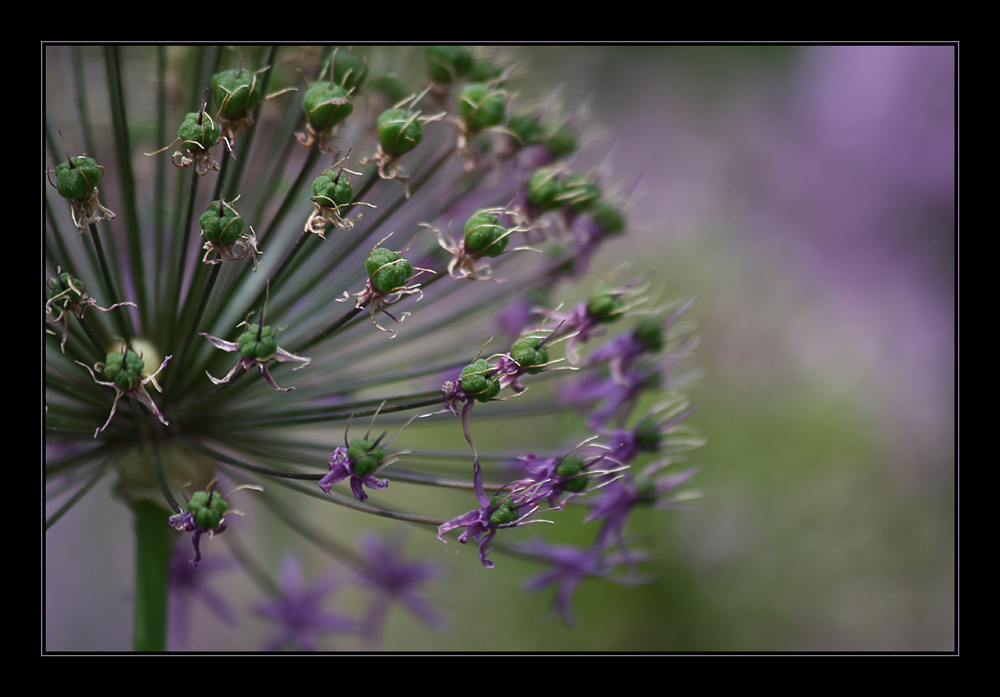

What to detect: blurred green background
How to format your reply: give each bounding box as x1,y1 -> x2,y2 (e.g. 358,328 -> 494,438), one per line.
45,44 -> 955,652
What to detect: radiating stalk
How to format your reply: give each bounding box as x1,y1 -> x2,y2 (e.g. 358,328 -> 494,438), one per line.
132,500 -> 172,652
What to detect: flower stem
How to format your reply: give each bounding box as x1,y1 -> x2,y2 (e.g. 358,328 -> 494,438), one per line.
132,500 -> 172,652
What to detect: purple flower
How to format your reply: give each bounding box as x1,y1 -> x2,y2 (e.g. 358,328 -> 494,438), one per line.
319,445 -> 389,503
354,534 -> 446,645
437,458 -> 550,568
75,348 -> 171,437
517,538 -> 650,625
514,446 -> 625,509
585,462 -> 700,553
600,394 -> 702,466
255,556 -> 362,651
318,410 -> 413,503
201,320 -> 310,392
559,361 -> 657,428
168,546 -> 239,650
169,480 -> 262,566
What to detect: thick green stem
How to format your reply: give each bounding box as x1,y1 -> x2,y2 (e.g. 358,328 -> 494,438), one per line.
132,500 -> 172,651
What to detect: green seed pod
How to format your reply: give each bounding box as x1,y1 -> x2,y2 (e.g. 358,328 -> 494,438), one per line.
587,285 -> 624,323
211,68 -> 263,121
511,336 -> 549,374
526,167 -> 565,212
376,108 -> 424,156
489,502 -> 518,526
469,57 -> 504,83
187,489 -> 229,530
177,111 -> 221,151
47,272 -> 87,307
365,247 -> 414,294
236,324 -> 278,361
311,169 -> 354,208
103,349 -> 145,391
347,437 -> 386,476
592,201 -> 626,237
556,455 -> 589,492
562,173 -> 601,213
325,50 -> 367,91
199,200 -> 244,245
488,494 -> 518,525
463,210 -> 509,258
544,124 -> 577,158
506,112 -> 546,148
426,45 -> 474,83
458,83 -> 506,133
636,481 -> 659,504
54,156 -> 103,201
302,82 -> 353,132
633,416 -> 663,452
633,317 -> 664,352
460,358 -> 500,403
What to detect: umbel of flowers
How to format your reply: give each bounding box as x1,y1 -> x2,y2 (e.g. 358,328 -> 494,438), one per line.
44,45 -> 701,650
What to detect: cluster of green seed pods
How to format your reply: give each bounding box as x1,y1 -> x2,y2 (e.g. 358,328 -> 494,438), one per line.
346,437 -> 386,477
53,155 -> 103,201
186,488 -> 230,531
199,199 -> 244,245
460,358 -> 500,403
463,210 -> 510,258
365,247 -> 414,294
103,348 -> 145,391
236,323 -> 279,361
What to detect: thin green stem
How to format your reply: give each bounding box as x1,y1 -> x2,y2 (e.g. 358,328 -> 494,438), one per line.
105,46 -> 148,323
87,222 -> 133,341
132,500 -> 172,652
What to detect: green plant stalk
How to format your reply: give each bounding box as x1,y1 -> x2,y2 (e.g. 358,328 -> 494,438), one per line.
132,500 -> 172,651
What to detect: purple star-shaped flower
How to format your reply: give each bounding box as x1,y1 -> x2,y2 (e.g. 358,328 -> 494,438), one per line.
585,462 -> 700,552
168,546 -> 239,649
437,458 -> 549,568
354,534 -> 446,645
318,445 -> 389,503
255,556 -> 362,651
202,321 -> 310,392
517,538 -> 650,625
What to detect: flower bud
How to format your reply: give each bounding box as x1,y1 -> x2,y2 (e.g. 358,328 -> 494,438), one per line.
365,247 -> 414,294
426,45 -> 474,83
545,124 -> 577,159
199,200 -> 244,245
511,336 -> 549,374
347,437 -> 386,477
177,110 -> 221,152
376,108 -> 424,157
460,358 -> 500,403
464,210 -> 509,258
302,82 -> 353,132
54,156 -> 103,201
188,488 -> 230,531
103,348 -> 145,391
311,168 -> 354,208
555,455 -> 589,492
211,68 -> 263,121
458,83 -> 506,133
592,201 -> 626,237
325,49 -> 367,91
237,323 -> 279,361
527,167 -> 565,212
587,285 -> 625,323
